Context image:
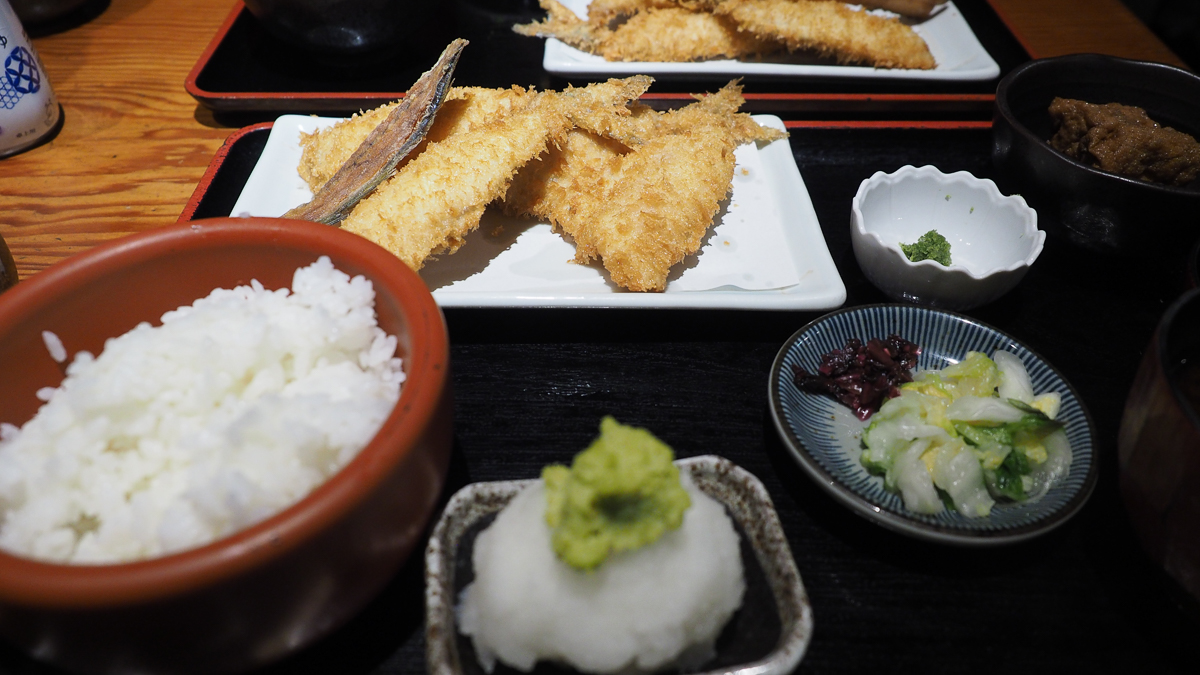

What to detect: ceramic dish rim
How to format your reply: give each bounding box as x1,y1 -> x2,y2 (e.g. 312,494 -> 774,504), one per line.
767,303 -> 1099,547
851,164 -> 1044,279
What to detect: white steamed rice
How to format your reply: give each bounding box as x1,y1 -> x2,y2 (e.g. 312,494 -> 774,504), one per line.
0,256 -> 404,564
457,474 -> 745,674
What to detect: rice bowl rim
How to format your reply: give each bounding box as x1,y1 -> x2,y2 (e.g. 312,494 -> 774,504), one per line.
0,217 -> 450,609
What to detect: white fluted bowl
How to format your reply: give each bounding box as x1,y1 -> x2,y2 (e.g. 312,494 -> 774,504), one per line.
851,165 -> 1043,310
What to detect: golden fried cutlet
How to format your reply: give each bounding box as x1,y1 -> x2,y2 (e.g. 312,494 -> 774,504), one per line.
587,0 -> 722,26
600,7 -> 778,62
599,80 -> 787,147
504,81 -> 786,291
514,0 -> 609,53
714,0 -> 936,69
298,86 -> 539,192
338,77 -> 652,271
515,0 -> 774,62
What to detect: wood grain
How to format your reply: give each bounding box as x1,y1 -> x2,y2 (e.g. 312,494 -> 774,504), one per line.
989,0 -> 1187,66
0,0 -> 1188,280
0,0 -> 231,276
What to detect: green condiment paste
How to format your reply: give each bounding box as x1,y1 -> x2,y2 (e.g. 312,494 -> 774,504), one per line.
901,230 -> 953,266
542,417 -> 691,571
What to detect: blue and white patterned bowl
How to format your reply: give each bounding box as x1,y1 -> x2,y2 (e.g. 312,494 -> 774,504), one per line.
768,304 -> 1098,546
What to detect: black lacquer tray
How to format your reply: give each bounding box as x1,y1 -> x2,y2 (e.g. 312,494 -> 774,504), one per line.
186,0 -> 1030,119
18,122 -> 1178,674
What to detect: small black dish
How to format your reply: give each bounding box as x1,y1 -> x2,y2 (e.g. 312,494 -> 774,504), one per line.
10,0 -> 88,25
992,53 -> 1200,260
241,0 -> 441,55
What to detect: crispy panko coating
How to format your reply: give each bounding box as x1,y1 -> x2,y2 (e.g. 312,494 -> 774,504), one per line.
515,0 -> 936,70
515,0 -> 775,62
514,0 -> 608,53
293,74 -> 786,290
503,82 -> 786,291
338,77 -> 652,271
600,7 -> 778,61
714,0 -> 936,69
298,86 -> 539,192
587,0 -> 720,25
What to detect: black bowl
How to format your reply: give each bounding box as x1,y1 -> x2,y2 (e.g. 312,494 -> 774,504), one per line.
992,54 -> 1200,259
10,0 -> 88,25
242,0 -> 441,55
1120,287 -> 1200,606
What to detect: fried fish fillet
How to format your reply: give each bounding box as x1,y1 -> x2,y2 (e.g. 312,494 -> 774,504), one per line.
586,0 -> 719,25
503,82 -> 786,291
516,0 -> 935,69
338,76 -> 652,271
515,0 -> 776,62
284,39 -> 466,225
601,79 -> 786,146
714,0 -> 936,69
601,7 -> 779,61
298,86 -> 539,192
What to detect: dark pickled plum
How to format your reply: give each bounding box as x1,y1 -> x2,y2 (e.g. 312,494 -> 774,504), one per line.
791,334 -> 921,420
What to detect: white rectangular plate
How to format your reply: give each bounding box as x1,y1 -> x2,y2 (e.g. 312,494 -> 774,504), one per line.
541,0 -> 999,82
231,114 -> 846,310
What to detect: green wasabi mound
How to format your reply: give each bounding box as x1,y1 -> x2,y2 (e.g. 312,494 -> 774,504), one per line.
542,417 -> 692,571
901,230 -> 953,266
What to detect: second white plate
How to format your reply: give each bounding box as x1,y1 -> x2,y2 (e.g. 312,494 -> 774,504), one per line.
540,0 -> 1000,82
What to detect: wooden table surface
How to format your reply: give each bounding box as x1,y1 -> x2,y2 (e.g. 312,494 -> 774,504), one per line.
0,0 -> 1188,279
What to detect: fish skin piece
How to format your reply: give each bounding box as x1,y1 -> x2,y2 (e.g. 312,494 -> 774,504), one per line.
283,39 -> 468,225
714,0 -> 936,69
515,0 -> 775,62
504,81 -> 785,292
298,104 -> 394,192
298,86 -> 539,193
339,77 -> 653,271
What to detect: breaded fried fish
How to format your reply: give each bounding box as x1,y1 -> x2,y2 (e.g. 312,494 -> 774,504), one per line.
338,76 -> 652,271
515,0 -> 776,62
503,81 -> 786,291
586,0 -> 721,26
714,0 -> 936,69
298,85 -> 539,193
516,0 -> 936,70
284,39 -> 466,225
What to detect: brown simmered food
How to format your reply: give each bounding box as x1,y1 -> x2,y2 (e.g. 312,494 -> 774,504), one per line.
1048,97 -> 1200,187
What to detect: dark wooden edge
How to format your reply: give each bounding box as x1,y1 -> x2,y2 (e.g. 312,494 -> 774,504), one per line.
178,122 -> 273,222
